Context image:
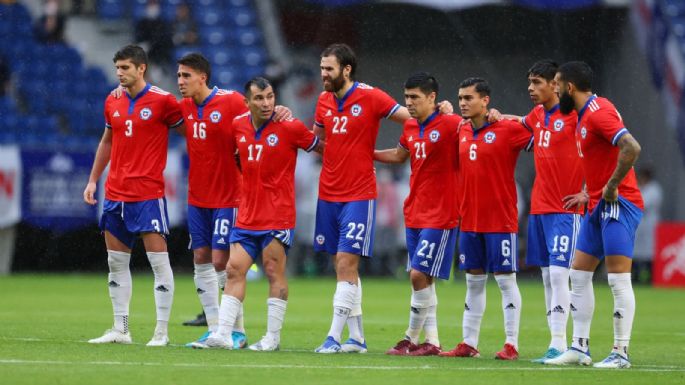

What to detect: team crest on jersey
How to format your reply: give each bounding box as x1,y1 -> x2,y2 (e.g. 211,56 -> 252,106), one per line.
429,130 -> 440,143
140,108 -> 152,120
484,131 -> 496,143
316,234 -> 325,245
580,127 -> 587,139
553,119 -> 564,132
210,111 -> 222,123
350,104 -> 362,117
267,133 -> 279,146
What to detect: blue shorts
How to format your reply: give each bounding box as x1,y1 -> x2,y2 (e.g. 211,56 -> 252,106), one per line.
313,199 -> 376,258
406,227 -> 457,280
187,205 -> 238,251
458,232 -> 518,273
229,227 -> 294,260
575,196 -> 643,260
99,198 -> 170,249
526,213 -> 582,268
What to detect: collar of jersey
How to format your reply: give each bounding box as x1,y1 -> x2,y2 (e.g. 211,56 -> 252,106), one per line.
576,94 -> 597,125
418,110 -> 439,138
335,81 -> 359,112
544,104 -> 560,127
252,112 -> 275,139
472,120 -> 491,134
195,86 -> 219,119
126,83 -> 151,115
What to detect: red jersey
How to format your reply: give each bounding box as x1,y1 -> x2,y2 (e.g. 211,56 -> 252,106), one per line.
179,87 -> 247,208
458,119 -> 533,233
314,82 -> 400,202
576,95 -> 643,211
522,105 -> 583,214
232,113 -> 319,230
104,84 -> 183,201
398,112 -> 462,229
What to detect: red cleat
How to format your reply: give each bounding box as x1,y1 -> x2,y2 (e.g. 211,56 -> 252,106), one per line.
386,339 -> 418,356
495,343 -> 519,360
438,342 -> 480,358
408,342 -> 442,356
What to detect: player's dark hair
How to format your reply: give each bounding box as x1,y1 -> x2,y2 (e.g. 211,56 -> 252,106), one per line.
244,76 -> 272,97
557,61 -> 593,92
177,53 -> 211,84
321,43 -> 357,79
458,77 -> 490,97
404,72 -> 439,97
113,45 -> 148,71
527,59 -> 558,81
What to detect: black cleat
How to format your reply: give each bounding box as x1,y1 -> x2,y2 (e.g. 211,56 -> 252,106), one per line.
182,311 -> 207,326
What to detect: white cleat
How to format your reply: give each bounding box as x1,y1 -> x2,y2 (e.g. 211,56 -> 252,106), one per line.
88,329 -> 132,344
248,336 -> 280,352
146,331 -> 169,347
201,332 -> 233,349
593,352 -> 631,369
543,347 -> 592,366
340,338 -> 368,353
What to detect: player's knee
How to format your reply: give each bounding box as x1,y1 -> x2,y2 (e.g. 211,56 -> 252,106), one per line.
107,250 -> 130,273
410,269 -> 431,289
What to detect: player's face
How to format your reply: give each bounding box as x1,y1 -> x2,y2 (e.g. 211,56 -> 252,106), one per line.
458,85 -> 488,119
527,75 -> 555,105
247,85 -> 275,120
555,73 -> 575,114
115,59 -> 145,88
404,88 -> 435,120
320,56 -> 348,92
177,64 -> 207,98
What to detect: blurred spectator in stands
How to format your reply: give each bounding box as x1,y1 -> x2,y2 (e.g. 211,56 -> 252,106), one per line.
34,0 -> 66,44
172,2 -> 198,46
135,0 -> 173,68
634,166 -> 662,283
0,55 -> 10,97
369,167 -> 403,276
265,59 -> 287,93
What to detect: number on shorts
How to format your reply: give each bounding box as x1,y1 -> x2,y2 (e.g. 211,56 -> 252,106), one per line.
345,222 -> 365,241
151,219 -> 161,232
417,240 -> 436,259
214,219 -> 230,236
501,239 -> 511,257
552,235 -> 570,253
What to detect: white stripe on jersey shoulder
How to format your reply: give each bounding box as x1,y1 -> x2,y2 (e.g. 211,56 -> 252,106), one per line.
234,111 -> 250,120
217,89 -> 235,95
149,86 -> 170,95
357,82 -> 374,90
589,99 -> 600,112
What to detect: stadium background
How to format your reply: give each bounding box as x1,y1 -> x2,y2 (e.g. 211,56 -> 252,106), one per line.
0,0 -> 684,284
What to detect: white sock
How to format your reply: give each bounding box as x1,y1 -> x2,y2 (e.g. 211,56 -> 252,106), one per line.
406,286 -> 432,344
608,273 -> 634,357
424,283 -> 439,346
216,269 -> 227,291
463,274 -> 487,348
147,252 -> 174,328
495,274 -> 522,350
266,297 -> 287,342
234,303 -> 246,334
194,263 -> 219,332
328,281 -> 356,342
217,294 -> 241,337
347,277 -> 364,342
541,267 -> 552,330
107,250 -> 132,333
549,266 -> 570,351
569,269 -> 594,353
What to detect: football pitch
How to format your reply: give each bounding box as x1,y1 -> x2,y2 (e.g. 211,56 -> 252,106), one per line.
1,274 -> 683,385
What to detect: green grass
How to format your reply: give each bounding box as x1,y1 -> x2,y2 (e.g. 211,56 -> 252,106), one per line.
0,274 -> 684,385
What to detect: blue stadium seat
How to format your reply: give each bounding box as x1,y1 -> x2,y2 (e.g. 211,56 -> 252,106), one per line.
230,7 -> 256,27
98,0 -> 128,20
174,45 -> 202,60
208,50 -> 237,66
200,26 -> 230,45
213,65 -> 236,87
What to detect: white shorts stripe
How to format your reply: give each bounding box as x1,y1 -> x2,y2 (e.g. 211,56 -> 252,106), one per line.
363,200 -> 375,255
158,198 -> 168,234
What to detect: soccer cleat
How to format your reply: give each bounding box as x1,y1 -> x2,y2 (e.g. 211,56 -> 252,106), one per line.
182,311 -> 207,327
232,331 -> 248,349
543,347 -> 592,366
531,347 -> 564,363
386,339 -> 417,356
200,332 -> 233,349
495,343 -> 519,360
408,342 -> 442,356
88,329 -> 132,344
593,352 -> 631,369
439,342 -> 480,358
248,336 -> 280,352
314,336 -> 341,353
185,330 -> 210,348
340,338 -> 368,353
146,331 -> 169,347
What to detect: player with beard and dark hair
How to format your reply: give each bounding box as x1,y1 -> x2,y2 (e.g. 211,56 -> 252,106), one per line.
545,61 -> 643,369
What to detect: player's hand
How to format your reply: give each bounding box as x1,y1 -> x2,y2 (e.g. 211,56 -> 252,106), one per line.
110,86 -> 124,99
562,191 -> 589,211
273,105 -> 292,122
486,108 -> 503,122
83,182 -> 97,205
437,100 -> 453,114
602,185 -> 618,202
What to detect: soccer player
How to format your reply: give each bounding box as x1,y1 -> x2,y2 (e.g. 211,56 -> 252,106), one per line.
544,61 -> 643,369
312,43 -> 454,354
439,78 -> 533,361
374,73 -> 461,356
83,45 -> 183,346
200,77 -> 323,350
